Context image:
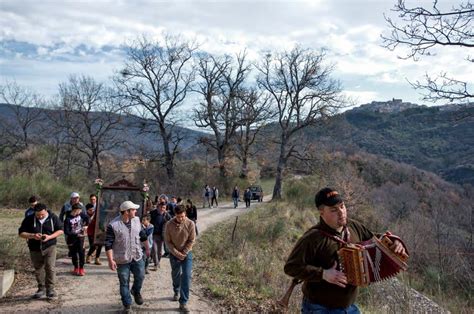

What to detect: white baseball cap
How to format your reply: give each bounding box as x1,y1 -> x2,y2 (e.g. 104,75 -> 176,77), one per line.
119,201 -> 140,212
70,192 -> 80,198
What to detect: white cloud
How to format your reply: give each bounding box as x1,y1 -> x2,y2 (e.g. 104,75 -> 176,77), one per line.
343,90 -> 380,106
0,0 -> 470,105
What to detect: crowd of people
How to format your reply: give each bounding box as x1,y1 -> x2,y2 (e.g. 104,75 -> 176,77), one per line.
18,184 -> 408,313
17,183 -> 264,312
18,192 -> 199,313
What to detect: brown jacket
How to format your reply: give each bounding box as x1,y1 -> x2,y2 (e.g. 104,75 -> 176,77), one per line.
284,218 -> 374,309
164,217 -> 196,259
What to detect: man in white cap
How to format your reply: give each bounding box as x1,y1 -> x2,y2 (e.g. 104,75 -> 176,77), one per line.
105,200 -> 150,312
59,192 -> 85,222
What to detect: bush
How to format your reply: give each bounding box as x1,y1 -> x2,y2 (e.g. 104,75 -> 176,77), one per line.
194,202 -> 319,312
0,171 -> 86,210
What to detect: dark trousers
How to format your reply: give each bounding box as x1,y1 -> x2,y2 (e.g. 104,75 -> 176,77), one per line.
245,199 -> 251,207
29,245 -> 57,291
69,238 -> 85,268
151,234 -> 164,266
211,196 -> 218,206
87,235 -> 102,258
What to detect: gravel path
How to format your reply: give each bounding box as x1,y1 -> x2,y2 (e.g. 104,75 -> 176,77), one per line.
0,198 -> 269,313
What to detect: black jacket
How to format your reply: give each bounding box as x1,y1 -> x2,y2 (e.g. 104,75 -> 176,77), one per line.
18,211 -> 63,252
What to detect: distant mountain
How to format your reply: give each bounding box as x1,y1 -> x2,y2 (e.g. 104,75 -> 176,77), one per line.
306,101 -> 474,185
0,103 -> 206,158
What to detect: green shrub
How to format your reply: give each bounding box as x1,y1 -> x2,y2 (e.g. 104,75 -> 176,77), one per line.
0,171 -> 88,210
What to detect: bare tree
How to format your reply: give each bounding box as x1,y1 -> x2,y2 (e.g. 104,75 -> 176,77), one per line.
57,75 -> 124,178
0,81 -> 44,156
194,52 -> 251,180
235,89 -> 273,179
382,0 -> 474,102
256,47 -> 345,200
116,35 -> 197,180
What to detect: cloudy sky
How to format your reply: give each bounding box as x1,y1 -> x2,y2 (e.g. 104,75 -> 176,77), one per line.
0,0 -> 470,107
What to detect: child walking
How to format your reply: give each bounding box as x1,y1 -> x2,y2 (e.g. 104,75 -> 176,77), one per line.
141,215 -> 154,274
64,203 -> 89,276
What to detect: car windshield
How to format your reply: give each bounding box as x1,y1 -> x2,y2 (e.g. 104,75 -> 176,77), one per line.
250,187 -> 260,191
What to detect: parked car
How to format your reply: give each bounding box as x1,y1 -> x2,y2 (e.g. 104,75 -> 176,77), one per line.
249,185 -> 263,202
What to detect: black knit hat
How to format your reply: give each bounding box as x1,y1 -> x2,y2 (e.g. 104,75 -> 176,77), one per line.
315,187 -> 343,208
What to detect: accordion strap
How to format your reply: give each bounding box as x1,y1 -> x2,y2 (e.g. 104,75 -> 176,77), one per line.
317,227 -> 350,247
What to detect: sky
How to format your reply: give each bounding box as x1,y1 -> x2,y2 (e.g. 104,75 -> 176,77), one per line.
0,0 -> 471,109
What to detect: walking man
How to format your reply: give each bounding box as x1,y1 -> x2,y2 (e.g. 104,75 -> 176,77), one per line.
244,187 -> 252,208
59,192 -> 85,222
18,203 -> 64,299
231,186 -> 239,208
164,205 -> 196,312
284,187 -> 407,313
211,186 -> 219,207
105,201 -> 150,312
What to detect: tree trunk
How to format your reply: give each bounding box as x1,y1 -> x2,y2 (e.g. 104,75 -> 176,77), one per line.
240,155 -> 248,179
272,136 -> 288,200
160,128 -> 175,180
217,146 -> 227,179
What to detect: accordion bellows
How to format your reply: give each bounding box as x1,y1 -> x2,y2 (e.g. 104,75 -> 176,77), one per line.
338,235 -> 409,286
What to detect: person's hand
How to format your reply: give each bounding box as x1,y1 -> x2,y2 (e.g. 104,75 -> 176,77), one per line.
145,248 -> 151,258
41,234 -> 50,242
177,252 -> 186,261
390,239 -> 408,257
322,262 -> 347,288
108,259 -> 117,271
33,233 -> 42,240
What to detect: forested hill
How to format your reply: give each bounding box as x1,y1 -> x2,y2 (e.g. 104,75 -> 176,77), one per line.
1,101 -> 473,185
306,101 -> 474,186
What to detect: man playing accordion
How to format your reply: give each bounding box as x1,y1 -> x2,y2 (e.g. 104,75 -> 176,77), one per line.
284,187 -> 407,313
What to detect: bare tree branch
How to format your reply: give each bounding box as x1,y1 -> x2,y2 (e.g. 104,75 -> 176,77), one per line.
382,0 -> 473,102
256,47 -> 346,200
115,34 -> 197,180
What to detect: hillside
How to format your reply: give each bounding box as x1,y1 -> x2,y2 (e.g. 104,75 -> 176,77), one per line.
2,100 -> 473,185
305,100 -> 474,185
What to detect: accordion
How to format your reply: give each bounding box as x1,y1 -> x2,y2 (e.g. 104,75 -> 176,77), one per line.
338,234 -> 409,286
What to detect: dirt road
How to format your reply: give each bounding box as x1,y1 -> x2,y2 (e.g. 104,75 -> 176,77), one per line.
0,198 -> 269,313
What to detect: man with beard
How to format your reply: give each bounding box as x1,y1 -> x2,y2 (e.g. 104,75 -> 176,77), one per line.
284,187 -> 406,313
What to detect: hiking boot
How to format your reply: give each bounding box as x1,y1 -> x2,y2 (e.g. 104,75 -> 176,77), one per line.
150,265 -> 157,271
145,268 -> 150,274
172,293 -> 179,301
32,288 -> 45,299
72,267 -> 79,275
179,303 -> 190,313
123,304 -> 132,313
94,257 -> 102,265
78,268 -> 85,276
86,255 -> 92,264
46,289 -> 57,299
131,290 -> 143,305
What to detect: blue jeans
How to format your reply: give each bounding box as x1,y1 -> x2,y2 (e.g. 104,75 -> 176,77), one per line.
302,299 -> 360,314
117,258 -> 145,306
232,197 -> 238,208
170,252 -> 192,305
